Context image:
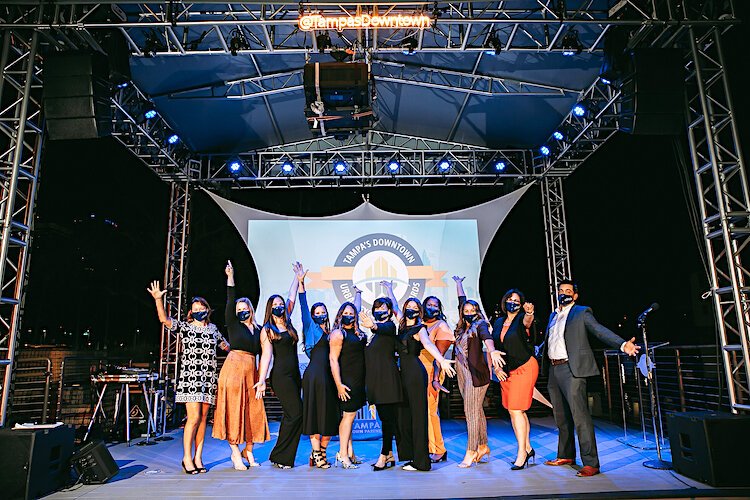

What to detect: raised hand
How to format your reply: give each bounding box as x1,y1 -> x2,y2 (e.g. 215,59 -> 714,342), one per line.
253,380 -> 266,400
147,280 -> 167,300
225,260 -> 234,277
294,261 -> 307,282
523,302 -> 535,314
439,358 -> 457,378
359,310 -> 375,329
337,384 -> 351,401
452,275 -> 465,284
352,284 -> 362,295
623,337 -> 641,356
379,280 -> 393,291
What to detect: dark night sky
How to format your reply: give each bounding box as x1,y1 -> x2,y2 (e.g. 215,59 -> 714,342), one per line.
20,12 -> 748,357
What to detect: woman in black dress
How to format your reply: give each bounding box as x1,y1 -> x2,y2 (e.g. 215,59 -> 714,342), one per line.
329,299 -> 366,469
359,295 -> 402,471
298,270 -> 341,469
255,263 -> 304,468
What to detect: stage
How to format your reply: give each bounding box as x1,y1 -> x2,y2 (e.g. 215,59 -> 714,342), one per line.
48,417 -> 746,499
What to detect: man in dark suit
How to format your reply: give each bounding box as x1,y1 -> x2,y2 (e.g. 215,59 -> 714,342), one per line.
541,279 -> 639,477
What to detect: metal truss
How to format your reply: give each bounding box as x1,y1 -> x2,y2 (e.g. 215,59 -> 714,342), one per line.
686,26 -> 750,413
541,177 -> 572,311
0,26 -> 43,427
157,180 -> 191,432
199,146 -> 537,188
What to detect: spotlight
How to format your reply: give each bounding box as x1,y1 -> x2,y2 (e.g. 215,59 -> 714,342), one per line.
281,160 -> 294,174
553,131 -> 564,140
561,28 -> 583,56
333,159 -> 348,174
572,104 -> 586,117
145,109 -> 157,120
600,77 -> 611,85
228,159 -> 243,174
316,32 -> 332,53
167,134 -> 180,145
540,146 -> 551,156
401,35 -> 418,55
495,161 -> 506,172
387,160 -> 401,173
229,28 -> 250,56
116,82 -> 129,89
486,32 -> 503,55
437,159 -> 451,172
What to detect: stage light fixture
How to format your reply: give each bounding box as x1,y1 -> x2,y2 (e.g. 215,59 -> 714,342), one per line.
540,146 -> 551,156
553,131 -> 564,140
167,134 -> 180,145
229,28 -> 250,56
333,159 -> 348,174
495,161 -> 506,172
143,30 -> 164,57
228,160 -> 243,174
401,35 -> 418,55
600,77 -> 611,85
572,104 -> 586,117
387,160 -> 401,172
561,28 -> 583,56
281,160 -> 295,174
486,33 -> 503,55
437,159 -> 452,172
316,32 -> 333,53
144,109 -> 157,120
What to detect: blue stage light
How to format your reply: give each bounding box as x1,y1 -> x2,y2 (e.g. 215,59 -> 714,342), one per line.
540,146 -> 551,156
438,159 -> 451,172
600,78 -> 611,85
145,109 -> 157,120
281,160 -> 294,174
167,134 -> 179,145
334,160 -> 348,174
553,131 -> 564,140
573,104 -> 586,117
495,161 -> 506,172
387,160 -> 400,172
228,160 -> 242,174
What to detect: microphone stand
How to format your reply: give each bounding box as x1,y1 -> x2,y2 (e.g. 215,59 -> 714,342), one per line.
640,313 -> 672,470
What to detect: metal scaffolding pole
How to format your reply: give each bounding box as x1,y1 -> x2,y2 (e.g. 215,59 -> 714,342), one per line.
686,26 -> 750,413
541,176 -> 572,311
157,180 -> 192,432
0,26 -> 44,427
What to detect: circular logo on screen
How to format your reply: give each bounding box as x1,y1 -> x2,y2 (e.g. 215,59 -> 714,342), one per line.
332,233 -> 426,308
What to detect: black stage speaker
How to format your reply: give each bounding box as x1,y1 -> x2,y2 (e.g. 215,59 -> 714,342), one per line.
619,48 -> 685,135
0,424 -> 75,500
43,51 -> 113,140
70,439 -> 119,484
303,62 -> 369,109
667,411 -> 750,487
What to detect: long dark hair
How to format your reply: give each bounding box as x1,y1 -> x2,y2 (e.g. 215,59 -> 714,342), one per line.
333,302 -> 364,339
423,295 -> 446,322
310,301 -> 330,334
262,294 -> 298,342
454,299 -> 487,338
186,296 -> 212,323
372,296 -> 394,321
398,297 -> 424,332
500,288 -> 526,315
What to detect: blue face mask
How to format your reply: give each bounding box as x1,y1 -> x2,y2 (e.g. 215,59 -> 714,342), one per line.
373,310 -> 389,321
192,310 -> 208,322
341,315 -> 356,326
424,307 -> 440,319
558,294 -> 574,306
272,305 -> 285,317
404,309 -> 420,319
313,314 -> 328,325
506,302 -> 520,313
237,310 -> 251,321
463,313 -> 476,323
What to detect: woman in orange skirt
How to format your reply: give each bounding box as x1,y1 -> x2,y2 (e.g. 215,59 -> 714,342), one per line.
212,261 -> 270,470
491,289 -> 538,471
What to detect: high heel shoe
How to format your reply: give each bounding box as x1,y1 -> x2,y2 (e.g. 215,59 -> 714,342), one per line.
475,446 -> 491,463
231,452 -> 248,471
335,452 -> 359,469
350,454 -> 362,465
430,451 -> 448,463
241,448 -> 260,467
457,451 -> 478,468
510,451 -> 532,471
310,450 -> 331,469
371,454 -> 396,471
527,448 -> 536,464
181,459 -> 198,475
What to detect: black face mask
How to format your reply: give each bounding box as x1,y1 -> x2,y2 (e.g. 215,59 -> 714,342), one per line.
424,307 -> 440,319
313,314 -> 328,325
272,305 -> 285,317
404,309 -> 420,319
558,294 -> 574,307
237,310 -> 251,321
463,313 -> 476,323
373,310 -> 389,321
505,302 -> 520,313
192,310 -> 208,322
341,315 -> 356,326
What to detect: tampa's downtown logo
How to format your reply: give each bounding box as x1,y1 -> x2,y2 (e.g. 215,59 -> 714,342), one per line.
306,233 -> 446,306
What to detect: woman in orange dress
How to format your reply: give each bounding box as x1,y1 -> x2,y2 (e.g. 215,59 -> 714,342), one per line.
491,289 -> 538,471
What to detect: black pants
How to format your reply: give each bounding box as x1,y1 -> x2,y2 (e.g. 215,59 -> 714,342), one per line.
269,374 -> 303,467
397,358 -> 430,471
376,403 -> 399,456
547,363 -> 600,468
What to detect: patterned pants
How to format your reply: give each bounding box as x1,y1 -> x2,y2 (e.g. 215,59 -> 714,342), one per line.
456,360 -> 488,450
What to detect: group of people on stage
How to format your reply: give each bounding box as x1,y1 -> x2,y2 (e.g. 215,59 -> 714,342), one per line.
147,262 -> 640,478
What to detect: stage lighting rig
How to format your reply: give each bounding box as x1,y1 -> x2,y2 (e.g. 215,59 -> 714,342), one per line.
401,36 -> 418,55
486,32 -> 503,55
561,28 -> 583,56
316,32 -> 333,53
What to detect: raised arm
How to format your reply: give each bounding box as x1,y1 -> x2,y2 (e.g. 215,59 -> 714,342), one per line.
522,301 -> 535,330
328,330 -> 351,402
225,260 -> 236,326
379,280 -> 402,322
286,261 -> 305,314
253,328 -> 273,399
353,285 -> 362,313
417,327 -> 456,378
147,281 -> 173,330
453,275 -> 467,307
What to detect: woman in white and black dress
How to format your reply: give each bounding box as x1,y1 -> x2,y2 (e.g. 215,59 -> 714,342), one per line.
147,281 -> 229,475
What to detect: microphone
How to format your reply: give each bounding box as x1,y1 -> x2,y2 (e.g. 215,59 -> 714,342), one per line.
637,302 -> 659,323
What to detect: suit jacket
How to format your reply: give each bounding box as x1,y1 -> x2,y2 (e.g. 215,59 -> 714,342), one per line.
541,304 -> 625,378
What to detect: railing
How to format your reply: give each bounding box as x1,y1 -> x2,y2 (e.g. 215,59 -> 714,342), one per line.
9,357 -> 52,425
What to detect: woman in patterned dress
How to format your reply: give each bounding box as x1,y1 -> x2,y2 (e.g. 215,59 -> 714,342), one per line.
147,281 -> 229,475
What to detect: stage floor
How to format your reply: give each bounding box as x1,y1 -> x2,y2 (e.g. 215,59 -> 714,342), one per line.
49,417 -> 745,499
